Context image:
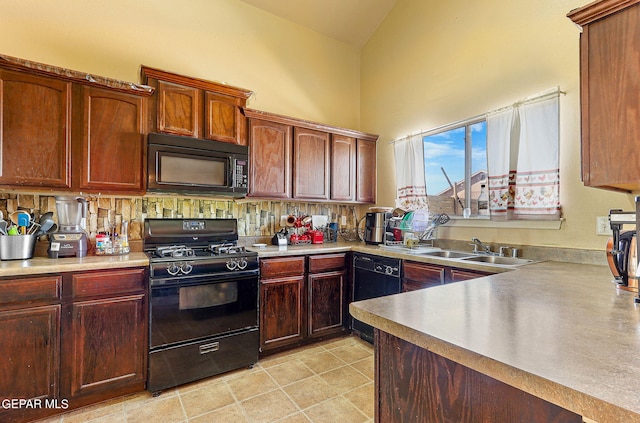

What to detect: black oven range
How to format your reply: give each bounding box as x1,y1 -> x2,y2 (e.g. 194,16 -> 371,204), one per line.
143,218 -> 259,395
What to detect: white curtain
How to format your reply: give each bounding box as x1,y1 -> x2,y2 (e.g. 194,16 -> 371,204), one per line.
394,133 -> 429,211
486,89 -> 561,220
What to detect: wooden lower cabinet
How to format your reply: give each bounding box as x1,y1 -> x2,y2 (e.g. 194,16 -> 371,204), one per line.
402,260 -> 492,292
375,330 -> 581,422
308,253 -> 347,338
260,253 -> 347,354
0,268 -> 147,423
62,268 -> 147,403
402,261 -> 445,291
0,275 -> 62,423
260,256 -> 306,352
260,275 -> 306,351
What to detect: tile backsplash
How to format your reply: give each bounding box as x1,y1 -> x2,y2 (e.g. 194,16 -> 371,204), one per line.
0,193 -> 360,241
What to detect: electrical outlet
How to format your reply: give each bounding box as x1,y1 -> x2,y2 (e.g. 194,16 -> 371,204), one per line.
596,216 -> 612,236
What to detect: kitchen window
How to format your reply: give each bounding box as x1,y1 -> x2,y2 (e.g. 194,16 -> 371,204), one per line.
423,118 -> 487,217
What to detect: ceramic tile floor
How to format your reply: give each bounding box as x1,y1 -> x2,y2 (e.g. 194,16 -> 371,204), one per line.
38,335 -> 374,423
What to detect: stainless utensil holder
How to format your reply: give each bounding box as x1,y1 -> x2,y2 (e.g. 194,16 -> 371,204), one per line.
0,234 -> 37,260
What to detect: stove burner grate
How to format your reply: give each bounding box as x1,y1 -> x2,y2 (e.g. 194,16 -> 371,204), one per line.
155,245 -> 195,258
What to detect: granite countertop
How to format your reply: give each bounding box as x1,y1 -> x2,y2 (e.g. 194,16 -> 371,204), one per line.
350,260 -> 640,423
0,252 -> 149,277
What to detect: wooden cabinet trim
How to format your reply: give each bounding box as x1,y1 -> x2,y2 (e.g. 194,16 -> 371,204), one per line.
141,66 -> 252,101
0,54 -> 154,96
568,0 -> 640,26
70,268 -> 146,299
245,108 -> 378,141
0,275 -> 62,306
260,256 -> 306,278
308,253 -> 346,273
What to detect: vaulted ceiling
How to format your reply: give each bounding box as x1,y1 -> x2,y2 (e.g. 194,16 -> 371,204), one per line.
238,0 -> 398,47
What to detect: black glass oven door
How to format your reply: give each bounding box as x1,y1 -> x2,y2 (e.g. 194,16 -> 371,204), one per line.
150,275 -> 258,348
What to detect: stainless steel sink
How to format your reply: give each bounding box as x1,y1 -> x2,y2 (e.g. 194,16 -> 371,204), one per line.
460,255 -> 534,266
421,250 -> 475,259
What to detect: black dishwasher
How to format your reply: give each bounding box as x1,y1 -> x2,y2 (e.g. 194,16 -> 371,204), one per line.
352,253 -> 401,343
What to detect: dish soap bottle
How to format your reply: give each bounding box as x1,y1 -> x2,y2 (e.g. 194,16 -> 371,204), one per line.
478,183 -> 489,216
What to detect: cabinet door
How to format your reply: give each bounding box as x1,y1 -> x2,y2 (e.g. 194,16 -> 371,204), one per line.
402,261 -> 445,292
309,270 -> 346,338
331,134 -> 357,201
73,86 -> 146,193
204,91 -> 245,144
293,127 -> 330,200
249,118 -> 292,198
0,70 -> 71,188
63,293 -> 146,399
576,3 -> 640,191
260,276 -> 306,351
356,139 -> 377,203
157,80 -> 201,138
0,305 -> 60,402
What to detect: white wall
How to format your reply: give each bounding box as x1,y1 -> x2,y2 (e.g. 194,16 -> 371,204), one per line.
361,0 -> 635,250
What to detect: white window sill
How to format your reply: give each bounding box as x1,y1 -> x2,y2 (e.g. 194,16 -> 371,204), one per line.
447,217 -> 563,230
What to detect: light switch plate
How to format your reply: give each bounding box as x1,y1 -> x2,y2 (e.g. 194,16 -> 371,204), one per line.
596,216 -> 612,236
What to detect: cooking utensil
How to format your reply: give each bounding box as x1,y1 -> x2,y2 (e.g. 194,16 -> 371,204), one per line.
36,213 -> 56,238
0,221 -> 7,235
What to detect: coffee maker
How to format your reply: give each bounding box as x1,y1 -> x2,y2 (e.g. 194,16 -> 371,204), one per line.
48,196 -> 89,258
364,212 -> 392,245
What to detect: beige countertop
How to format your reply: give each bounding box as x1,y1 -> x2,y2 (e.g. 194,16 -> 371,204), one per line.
0,252 -> 149,277
350,260 -> 640,423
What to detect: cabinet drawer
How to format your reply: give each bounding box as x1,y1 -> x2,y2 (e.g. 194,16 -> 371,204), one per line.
260,256 -> 305,278
71,268 -> 146,299
0,275 -> 62,307
403,261 -> 445,284
308,253 -> 346,274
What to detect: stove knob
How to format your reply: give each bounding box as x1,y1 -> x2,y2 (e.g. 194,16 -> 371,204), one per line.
181,262 -> 193,275
167,263 -> 180,276
237,258 -> 248,270
226,259 -> 238,271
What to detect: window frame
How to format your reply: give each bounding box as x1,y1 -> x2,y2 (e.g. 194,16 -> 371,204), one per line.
422,115 -> 487,217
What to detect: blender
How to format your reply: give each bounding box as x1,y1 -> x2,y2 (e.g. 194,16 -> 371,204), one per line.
48,196 -> 89,258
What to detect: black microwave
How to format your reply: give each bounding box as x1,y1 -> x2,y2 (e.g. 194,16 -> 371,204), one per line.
147,132 -> 249,197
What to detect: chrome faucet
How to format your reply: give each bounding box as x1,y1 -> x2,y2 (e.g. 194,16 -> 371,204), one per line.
470,237 -> 492,254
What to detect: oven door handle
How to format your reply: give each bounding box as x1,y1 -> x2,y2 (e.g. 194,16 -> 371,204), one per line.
199,342 -> 220,355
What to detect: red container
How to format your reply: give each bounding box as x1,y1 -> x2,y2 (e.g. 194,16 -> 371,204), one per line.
309,230 -> 324,244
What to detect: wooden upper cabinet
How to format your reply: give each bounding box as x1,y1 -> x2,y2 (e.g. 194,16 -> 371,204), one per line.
293,127 -> 330,200
331,135 -> 357,201
568,0 -> 640,192
245,108 -> 378,203
73,86 -> 147,193
0,69 -> 71,189
157,81 -> 200,138
248,118 -> 292,199
205,91 -> 247,145
357,139 -> 377,203
141,66 -> 252,145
